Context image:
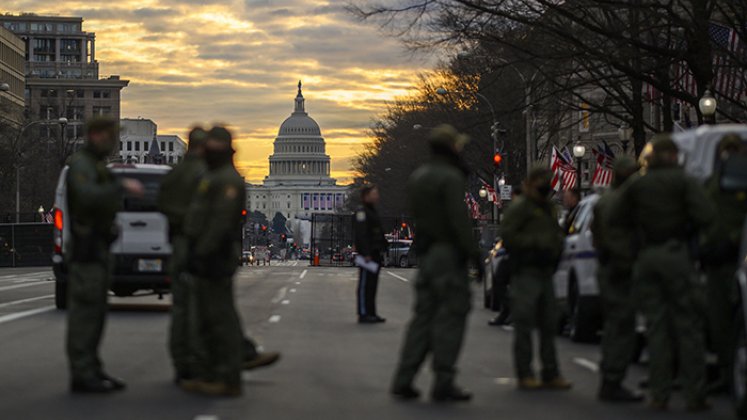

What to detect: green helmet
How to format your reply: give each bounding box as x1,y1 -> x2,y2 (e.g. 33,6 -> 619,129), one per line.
612,155 -> 637,187
188,126 -> 208,150
428,124 -> 470,150
207,126 -> 233,148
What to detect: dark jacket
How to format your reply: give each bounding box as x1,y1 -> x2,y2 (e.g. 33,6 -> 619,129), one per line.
354,204 -> 387,261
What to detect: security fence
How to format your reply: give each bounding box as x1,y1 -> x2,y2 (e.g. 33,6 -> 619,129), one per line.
0,223 -> 54,268
309,214 -> 415,268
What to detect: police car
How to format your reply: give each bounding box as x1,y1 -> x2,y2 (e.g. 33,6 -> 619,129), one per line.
553,194 -> 602,342
52,164 -> 173,309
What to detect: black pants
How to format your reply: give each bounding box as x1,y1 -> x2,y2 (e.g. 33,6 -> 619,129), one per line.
357,267 -> 380,317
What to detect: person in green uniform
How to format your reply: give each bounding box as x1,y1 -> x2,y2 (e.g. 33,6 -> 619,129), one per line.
501,167 -> 572,391
66,117 -> 143,393
591,156 -> 643,402
701,134 -> 746,393
159,127 -> 281,389
391,125 -> 481,403
612,135 -> 715,411
183,126 -> 246,397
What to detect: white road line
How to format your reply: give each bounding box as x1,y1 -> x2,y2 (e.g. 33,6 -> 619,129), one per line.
573,357 -> 599,373
268,315 -> 281,323
290,289 -> 296,293
194,416 -> 219,420
0,294 -> 54,309
493,377 -> 516,386
0,306 -> 55,325
0,281 -> 50,293
299,269 -> 308,279
387,271 -> 410,283
295,282 -> 301,285
271,287 -> 288,304
281,300 -> 290,305
292,261 -> 298,267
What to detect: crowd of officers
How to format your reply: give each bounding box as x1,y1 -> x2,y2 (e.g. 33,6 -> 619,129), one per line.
64,118 -> 279,396
63,117 -> 745,411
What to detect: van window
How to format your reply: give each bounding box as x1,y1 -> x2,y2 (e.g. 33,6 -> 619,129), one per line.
115,173 -> 164,212
572,202 -> 593,233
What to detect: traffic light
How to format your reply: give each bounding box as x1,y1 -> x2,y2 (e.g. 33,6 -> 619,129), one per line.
241,209 -> 248,224
493,153 -> 503,167
280,234 -> 287,242
401,222 -> 407,229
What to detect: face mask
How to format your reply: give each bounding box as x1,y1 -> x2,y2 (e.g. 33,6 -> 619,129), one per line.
204,148 -> 233,169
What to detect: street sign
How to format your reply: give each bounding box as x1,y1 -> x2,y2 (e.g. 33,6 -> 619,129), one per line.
500,185 -> 513,201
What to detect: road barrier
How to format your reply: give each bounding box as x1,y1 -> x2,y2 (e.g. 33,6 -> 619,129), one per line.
0,223 -> 53,268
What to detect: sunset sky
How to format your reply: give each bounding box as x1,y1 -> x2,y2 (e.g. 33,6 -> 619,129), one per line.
4,0 -> 429,183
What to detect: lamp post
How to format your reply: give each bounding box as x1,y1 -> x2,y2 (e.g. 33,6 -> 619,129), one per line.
0,83 -> 9,92
572,142 -> 586,192
618,123 -> 633,154
14,117 -> 68,223
699,89 -> 718,125
37,206 -> 45,223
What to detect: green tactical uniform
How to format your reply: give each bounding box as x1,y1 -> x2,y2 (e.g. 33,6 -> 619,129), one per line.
501,193 -> 564,382
66,146 -> 122,383
391,152 -> 479,397
158,152 -> 206,380
612,142 -> 715,406
184,162 -> 246,389
702,162 -> 747,386
591,157 -> 638,394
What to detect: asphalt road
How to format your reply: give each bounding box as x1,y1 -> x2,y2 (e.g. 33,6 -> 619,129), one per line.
0,263 -> 736,420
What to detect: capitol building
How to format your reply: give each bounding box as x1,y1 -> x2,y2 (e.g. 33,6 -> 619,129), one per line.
246,82 -> 350,228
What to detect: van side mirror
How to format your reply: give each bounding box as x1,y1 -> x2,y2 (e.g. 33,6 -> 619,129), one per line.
719,155 -> 747,192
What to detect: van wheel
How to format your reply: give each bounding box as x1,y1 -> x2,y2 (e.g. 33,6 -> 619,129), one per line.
399,256 -> 409,268
568,278 -> 598,343
733,313 -> 747,418
55,281 -> 67,310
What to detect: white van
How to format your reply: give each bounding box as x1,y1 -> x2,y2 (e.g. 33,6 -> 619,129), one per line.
553,194 -> 601,342
52,163 -> 172,309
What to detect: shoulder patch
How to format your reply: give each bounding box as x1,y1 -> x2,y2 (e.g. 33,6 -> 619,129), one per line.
356,211 -> 366,222
225,185 -> 238,199
198,179 -> 210,193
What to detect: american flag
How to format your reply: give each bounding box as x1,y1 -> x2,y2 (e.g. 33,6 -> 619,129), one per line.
591,142 -> 615,188
709,22 -> 745,100
479,178 -> 499,204
551,146 -> 577,191
44,212 -> 54,224
464,192 -> 481,220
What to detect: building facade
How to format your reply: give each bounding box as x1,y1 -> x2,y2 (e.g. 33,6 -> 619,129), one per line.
119,118 -> 186,164
0,25 -> 25,122
246,82 -> 349,224
0,15 -> 128,147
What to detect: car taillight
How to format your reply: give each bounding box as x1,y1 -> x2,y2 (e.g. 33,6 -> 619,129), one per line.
53,208 -> 63,255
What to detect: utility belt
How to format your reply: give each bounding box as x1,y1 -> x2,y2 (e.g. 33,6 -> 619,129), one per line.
70,222 -> 117,263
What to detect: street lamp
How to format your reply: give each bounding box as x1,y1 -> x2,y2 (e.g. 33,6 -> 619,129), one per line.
0,82 -> 9,92
479,186 -> 488,199
37,206 -> 45,223
699,89 -> 717,125
618,123 -> 633,153
572,142 -> 586,191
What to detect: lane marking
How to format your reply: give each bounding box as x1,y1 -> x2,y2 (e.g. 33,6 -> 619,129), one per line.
295,282 -> 301,285
271,287 -> 288,304
290,289 -> 296,293
268,315 -> 281,323
281,300 -> 290,305
387,271 -> 410,283
0,294 -> 54,309
0,281 -> 50,293
292,261 -> 298,267
493,377 -> 516,386
194,416 -> 219,420
573,357 -> 599,373
0,306 -> 55,325
300,269 -> 307,279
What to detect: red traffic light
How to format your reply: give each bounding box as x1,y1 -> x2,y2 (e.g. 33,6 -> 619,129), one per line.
261,225 -> 267,232
401,222 -> 407,229
241,209 -> 247,216
493,153 -> 503,166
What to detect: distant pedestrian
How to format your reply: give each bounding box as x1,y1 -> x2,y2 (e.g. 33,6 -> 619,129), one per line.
354,184 -> 387,324
501,167 -> 571,391
591,156 -> 643,402
66,117 -> 143,393
391,125 -> 481,402
612,135 -> 715,411
701,134 -> 746,394
488,185 -> 522,327
561,188 -> 581,234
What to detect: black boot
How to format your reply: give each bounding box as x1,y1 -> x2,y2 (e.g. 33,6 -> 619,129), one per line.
98,373 -> 127,391
432,385 -> 472,403
391,385 -> 421,401
598,381 -> 643,403
71,377 -> 119,394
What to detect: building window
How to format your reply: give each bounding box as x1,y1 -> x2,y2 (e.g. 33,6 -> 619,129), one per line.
93,90 -> 101,98
168,142 -> 174,151
144,142 -> 149,151
135,142 -> 140,151
93,106 -> 111,116
127,142 -> 132,151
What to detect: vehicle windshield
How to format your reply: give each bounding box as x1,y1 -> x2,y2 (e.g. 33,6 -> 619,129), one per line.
571,201 -> 594,233
114,172 -> 165,212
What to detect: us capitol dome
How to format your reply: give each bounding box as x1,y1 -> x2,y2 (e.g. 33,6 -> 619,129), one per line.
246,81 -> 350,231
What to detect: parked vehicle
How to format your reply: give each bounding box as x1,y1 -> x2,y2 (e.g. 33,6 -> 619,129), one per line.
384,239 -> 413,268
52,164 -> 172,309
553,194 -> 602,342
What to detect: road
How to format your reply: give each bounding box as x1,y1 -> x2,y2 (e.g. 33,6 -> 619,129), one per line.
0,263 -> 735,420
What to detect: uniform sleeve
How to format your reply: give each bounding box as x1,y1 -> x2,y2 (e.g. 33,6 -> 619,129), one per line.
608,177 -> 636,229
684,177 -> 716,232
67,160 -> 121,217
501,200 -> 535,252
354,209 -> 371,257
443,174 -> 480,263
192,180 -> 241,258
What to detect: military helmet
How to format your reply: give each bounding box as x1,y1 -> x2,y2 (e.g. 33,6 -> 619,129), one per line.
651,134 -> 678,154
188,126 -> 208,150
428,124 -> 470,150
207,126 -> 233,148
86,116 -> 119,137
527,166 -> 553,183
612,155 -> 637,186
